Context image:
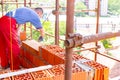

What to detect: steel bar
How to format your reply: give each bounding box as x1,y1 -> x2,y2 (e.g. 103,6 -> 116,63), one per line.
74,46 -> 98,52
95,0 -> 101,61
75,9 -> 96,12
0,2 -> 38,4
90,49 -> 120,62
97,52 -> 120,62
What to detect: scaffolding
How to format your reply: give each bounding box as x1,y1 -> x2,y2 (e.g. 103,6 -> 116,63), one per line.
0,0 -> 120,80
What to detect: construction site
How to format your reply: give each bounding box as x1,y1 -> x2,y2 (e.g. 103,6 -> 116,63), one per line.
0,0 -> 120,80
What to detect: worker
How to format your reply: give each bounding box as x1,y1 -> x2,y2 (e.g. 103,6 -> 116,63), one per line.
0,7 -> 44,70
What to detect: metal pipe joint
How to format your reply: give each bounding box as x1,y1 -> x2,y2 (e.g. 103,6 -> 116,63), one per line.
65,33 -> 83,48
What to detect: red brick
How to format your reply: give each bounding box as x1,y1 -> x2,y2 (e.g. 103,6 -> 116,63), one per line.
31,70 -> 53,80
13,73 -> 33,80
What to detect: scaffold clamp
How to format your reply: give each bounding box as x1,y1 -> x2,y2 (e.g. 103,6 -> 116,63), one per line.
64,33 -> 83,48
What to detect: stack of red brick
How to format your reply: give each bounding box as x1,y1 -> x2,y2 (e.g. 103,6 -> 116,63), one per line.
19,40 -> 48,68
1,40 -> 109,80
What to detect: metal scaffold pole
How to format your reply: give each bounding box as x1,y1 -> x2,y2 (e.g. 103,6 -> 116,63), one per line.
55,0 -> 59,45
65,0 -> 75,80
95,0 -> 100,61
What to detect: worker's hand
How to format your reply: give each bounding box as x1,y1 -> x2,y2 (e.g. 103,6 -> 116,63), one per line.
38,36 -> 43,42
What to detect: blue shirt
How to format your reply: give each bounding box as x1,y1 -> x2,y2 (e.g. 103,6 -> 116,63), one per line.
6,7 -> 42,29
